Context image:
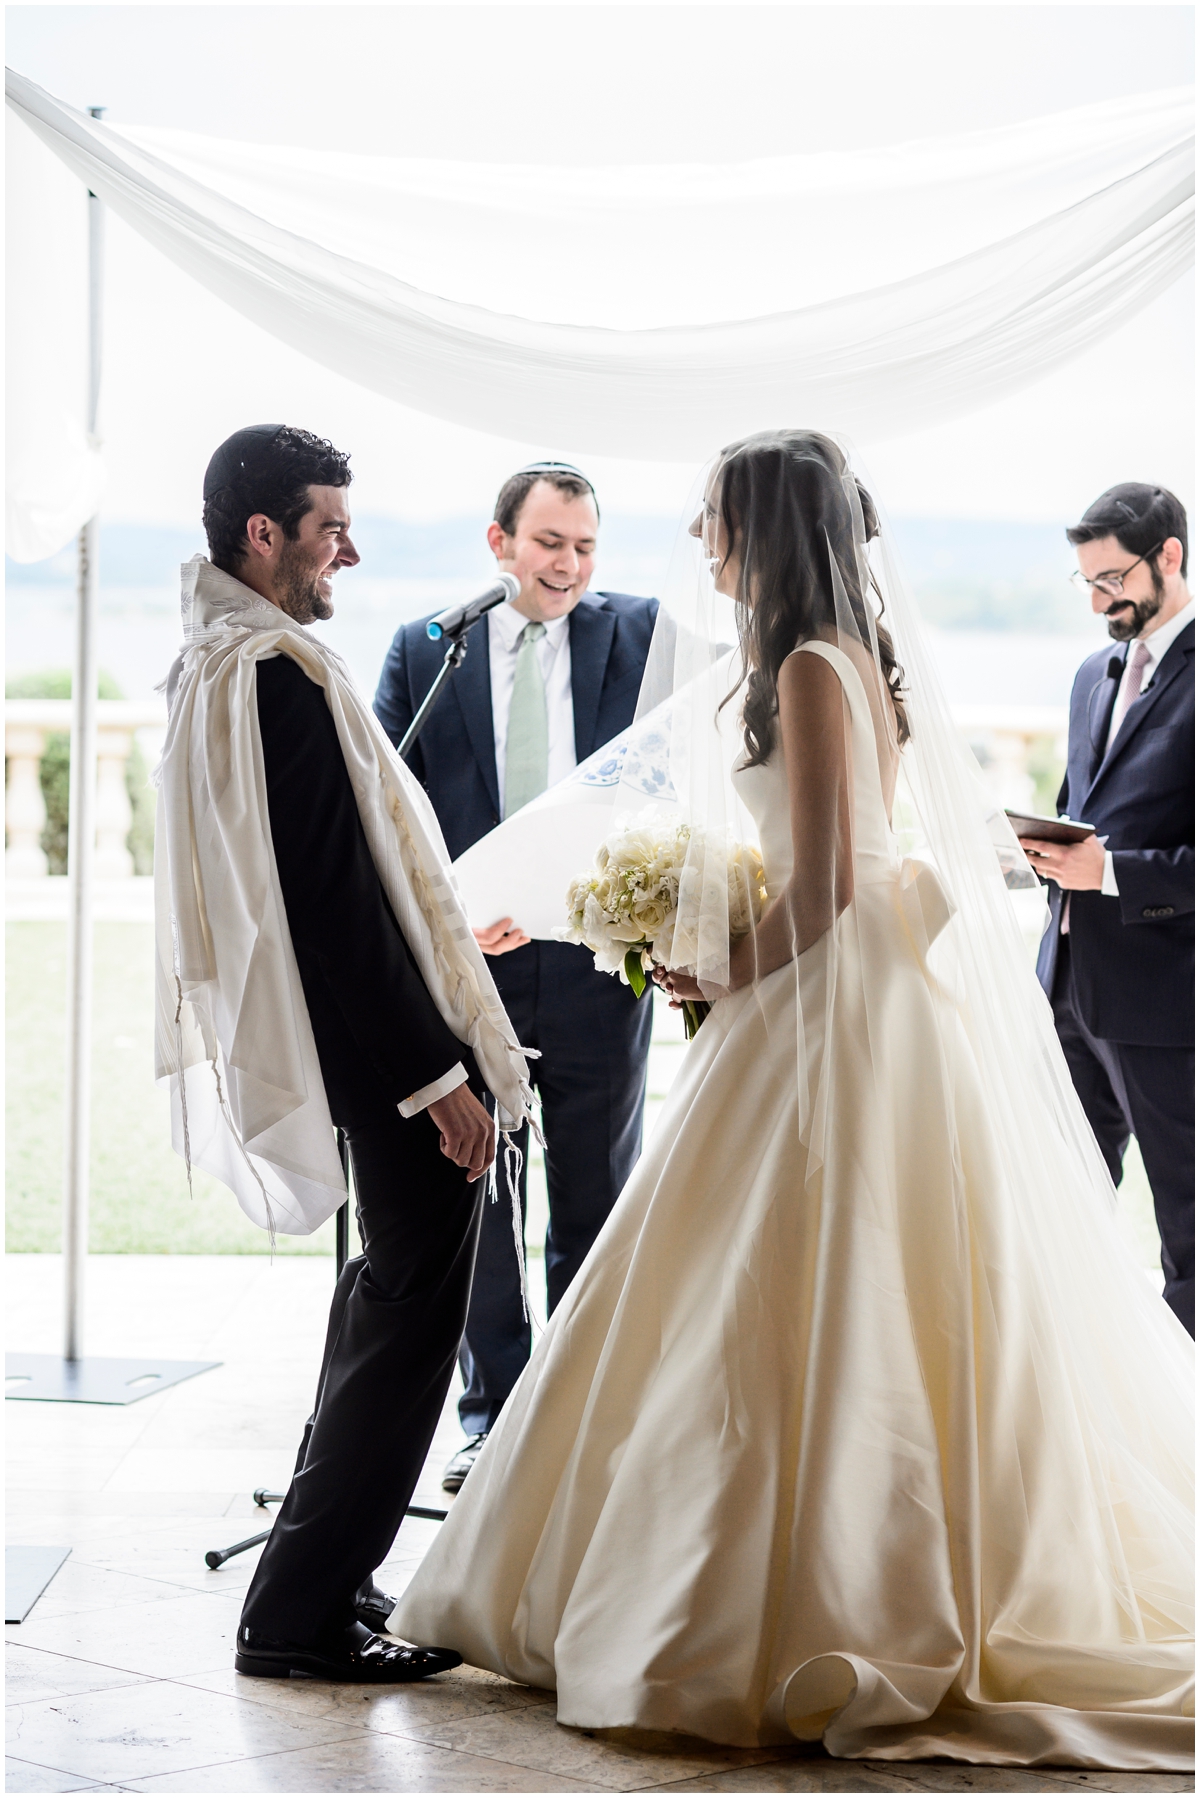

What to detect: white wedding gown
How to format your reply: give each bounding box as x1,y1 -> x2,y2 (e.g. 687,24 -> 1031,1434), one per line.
393,644 -> 1193,1770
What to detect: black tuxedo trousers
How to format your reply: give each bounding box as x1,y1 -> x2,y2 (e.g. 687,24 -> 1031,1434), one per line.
241,1109 -> 483,1643
240,654 -> 482,1645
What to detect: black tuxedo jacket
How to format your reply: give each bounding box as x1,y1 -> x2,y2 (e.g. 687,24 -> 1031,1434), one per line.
372,591 -> 659,860
256,653 -> 468,1128
1035,621 -> 1194,1047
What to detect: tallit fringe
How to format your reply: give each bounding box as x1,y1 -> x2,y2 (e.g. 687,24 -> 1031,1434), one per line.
208,1052 -> 279,1255
173,973 -> 195,1202
173,953 -> 277,1250
497,1128 -> 542,1332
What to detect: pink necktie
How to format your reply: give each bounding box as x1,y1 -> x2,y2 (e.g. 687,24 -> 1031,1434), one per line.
1061,641 -> 1151,936
1108,640 -> 1152,748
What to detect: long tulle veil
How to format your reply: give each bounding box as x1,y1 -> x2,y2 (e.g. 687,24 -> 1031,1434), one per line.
634,430 -> 1191,1628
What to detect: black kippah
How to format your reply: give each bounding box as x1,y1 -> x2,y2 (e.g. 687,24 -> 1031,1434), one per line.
203,425 -> 286,500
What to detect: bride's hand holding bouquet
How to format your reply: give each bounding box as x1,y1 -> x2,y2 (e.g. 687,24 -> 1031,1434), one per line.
562,815 -> 766,1040
651,964 -> 707,1013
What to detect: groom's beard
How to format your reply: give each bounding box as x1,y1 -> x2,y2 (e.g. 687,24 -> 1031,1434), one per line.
275,538 -> 335,625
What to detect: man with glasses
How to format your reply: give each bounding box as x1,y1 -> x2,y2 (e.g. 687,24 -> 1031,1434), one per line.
1018,483 -> 1194,1335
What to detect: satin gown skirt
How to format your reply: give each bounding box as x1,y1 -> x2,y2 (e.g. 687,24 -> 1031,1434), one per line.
394,879 -> 1193,1767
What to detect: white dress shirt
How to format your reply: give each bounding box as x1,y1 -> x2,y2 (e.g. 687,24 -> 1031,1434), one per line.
394,603 -> 577,1116
488,600 -> 577,812
1098,597 -> 1195,896
398,1061 -> 467,1118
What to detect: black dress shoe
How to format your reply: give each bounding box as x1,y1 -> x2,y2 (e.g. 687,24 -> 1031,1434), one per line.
354,1583 -> 400,1635
442,1431 -> 488,1493
236,1619 -> 462,1684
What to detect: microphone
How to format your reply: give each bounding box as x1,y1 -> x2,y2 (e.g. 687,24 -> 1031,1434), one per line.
426,572 -> 520,640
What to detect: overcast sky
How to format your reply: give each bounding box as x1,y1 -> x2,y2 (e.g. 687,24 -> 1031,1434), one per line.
7,4 -> 1195,530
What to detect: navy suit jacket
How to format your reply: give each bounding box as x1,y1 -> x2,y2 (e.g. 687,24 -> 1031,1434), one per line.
1035,621 -> 1194,1046
373,590 -> 659,861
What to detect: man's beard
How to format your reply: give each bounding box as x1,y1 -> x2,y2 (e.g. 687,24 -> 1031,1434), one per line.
275,539 -> 334,624
1104,567 -> 1163,642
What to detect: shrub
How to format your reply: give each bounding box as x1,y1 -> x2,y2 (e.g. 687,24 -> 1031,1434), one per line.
5,670 -> 155,875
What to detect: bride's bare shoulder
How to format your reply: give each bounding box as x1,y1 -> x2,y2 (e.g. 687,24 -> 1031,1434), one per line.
777,642 -> 845,725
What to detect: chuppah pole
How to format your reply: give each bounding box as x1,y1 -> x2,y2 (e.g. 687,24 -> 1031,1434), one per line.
6,108 -> 217,1408
62,135 -> 105,1364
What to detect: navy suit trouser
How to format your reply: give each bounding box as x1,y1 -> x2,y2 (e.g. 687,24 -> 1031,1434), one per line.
458,939 -> 653,1435
1051,937 -> 1194,1337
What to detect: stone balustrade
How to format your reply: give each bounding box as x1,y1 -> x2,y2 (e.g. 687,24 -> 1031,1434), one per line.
952,703 -> 1069,813
5,699 -> 168,880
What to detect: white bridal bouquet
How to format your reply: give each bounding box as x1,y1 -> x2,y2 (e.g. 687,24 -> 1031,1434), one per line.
562,818 -> 767,1039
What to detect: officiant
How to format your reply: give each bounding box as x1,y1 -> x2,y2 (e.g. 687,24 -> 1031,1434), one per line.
374,463 -> 658,1487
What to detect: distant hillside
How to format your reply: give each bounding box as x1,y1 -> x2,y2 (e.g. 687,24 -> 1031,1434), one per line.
6,513 -> 1091,632
890,517 -> 1085,633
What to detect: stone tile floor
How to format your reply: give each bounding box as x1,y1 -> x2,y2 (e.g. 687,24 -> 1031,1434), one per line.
6,1256 -> 1192,1795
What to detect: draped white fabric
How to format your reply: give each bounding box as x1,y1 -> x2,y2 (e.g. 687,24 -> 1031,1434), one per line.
5,67 -> 1194,558
5,108 -> 103,561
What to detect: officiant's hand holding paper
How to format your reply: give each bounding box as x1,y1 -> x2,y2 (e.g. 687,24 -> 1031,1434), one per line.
474,917 -> 532,956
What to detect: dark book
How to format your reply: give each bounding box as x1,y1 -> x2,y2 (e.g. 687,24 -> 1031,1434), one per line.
1005,811 -> 1096,844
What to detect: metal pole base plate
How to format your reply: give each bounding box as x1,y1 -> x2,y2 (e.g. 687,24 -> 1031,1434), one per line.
6,1547 -> 71,1622
5,1353 -> 220,1405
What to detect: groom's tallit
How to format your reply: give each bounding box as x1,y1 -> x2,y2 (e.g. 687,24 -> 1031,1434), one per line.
154,556 -> 535,1236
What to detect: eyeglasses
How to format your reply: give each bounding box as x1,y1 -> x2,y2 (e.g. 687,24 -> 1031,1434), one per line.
1069,543 -> 1163,598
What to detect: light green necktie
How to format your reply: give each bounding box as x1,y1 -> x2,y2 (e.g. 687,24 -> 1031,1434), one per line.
504,621 -> 549,817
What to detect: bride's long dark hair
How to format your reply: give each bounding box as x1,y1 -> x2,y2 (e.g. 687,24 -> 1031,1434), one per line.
715,429 -> 910,766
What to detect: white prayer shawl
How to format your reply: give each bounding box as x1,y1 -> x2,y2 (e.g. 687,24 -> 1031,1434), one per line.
154,556 -> 535,1236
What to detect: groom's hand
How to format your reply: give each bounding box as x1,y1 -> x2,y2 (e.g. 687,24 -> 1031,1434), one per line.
474,918 -> 531,955
427,1087 -> 496,1182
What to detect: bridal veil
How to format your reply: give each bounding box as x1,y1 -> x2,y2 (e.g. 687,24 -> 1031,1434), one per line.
642,429 -> 1193,1691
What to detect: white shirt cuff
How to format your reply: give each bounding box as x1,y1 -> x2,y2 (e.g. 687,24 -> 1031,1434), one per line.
398,1061 -> 468,1118
1101,850 -> 1120,898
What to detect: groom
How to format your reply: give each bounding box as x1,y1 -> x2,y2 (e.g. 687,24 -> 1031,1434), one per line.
185,426 -> 497,1682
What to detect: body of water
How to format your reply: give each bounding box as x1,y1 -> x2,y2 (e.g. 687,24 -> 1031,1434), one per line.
6,577 -> 1108,713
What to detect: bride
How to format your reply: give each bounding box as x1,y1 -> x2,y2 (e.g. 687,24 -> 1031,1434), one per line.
393,431 -> 1193,1769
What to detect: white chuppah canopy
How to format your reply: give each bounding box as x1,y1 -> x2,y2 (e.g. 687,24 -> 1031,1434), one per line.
5,68 -> 1194,561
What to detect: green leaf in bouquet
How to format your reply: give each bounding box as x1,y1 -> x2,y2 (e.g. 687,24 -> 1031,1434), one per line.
624,949 -> 648,998
682,999 -> 711,1040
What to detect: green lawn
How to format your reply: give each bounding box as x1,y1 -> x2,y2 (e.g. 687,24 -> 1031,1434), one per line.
6,922 -> 1162,1271
7,923 -> 335,1254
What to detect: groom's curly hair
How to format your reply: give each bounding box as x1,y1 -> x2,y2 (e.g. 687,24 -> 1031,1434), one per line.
203,426 -> 352,575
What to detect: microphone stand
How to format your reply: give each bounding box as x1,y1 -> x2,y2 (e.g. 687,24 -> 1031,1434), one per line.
398,633 -> 469,761
397,575 -> 516,760
332,615 -> 479,1330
